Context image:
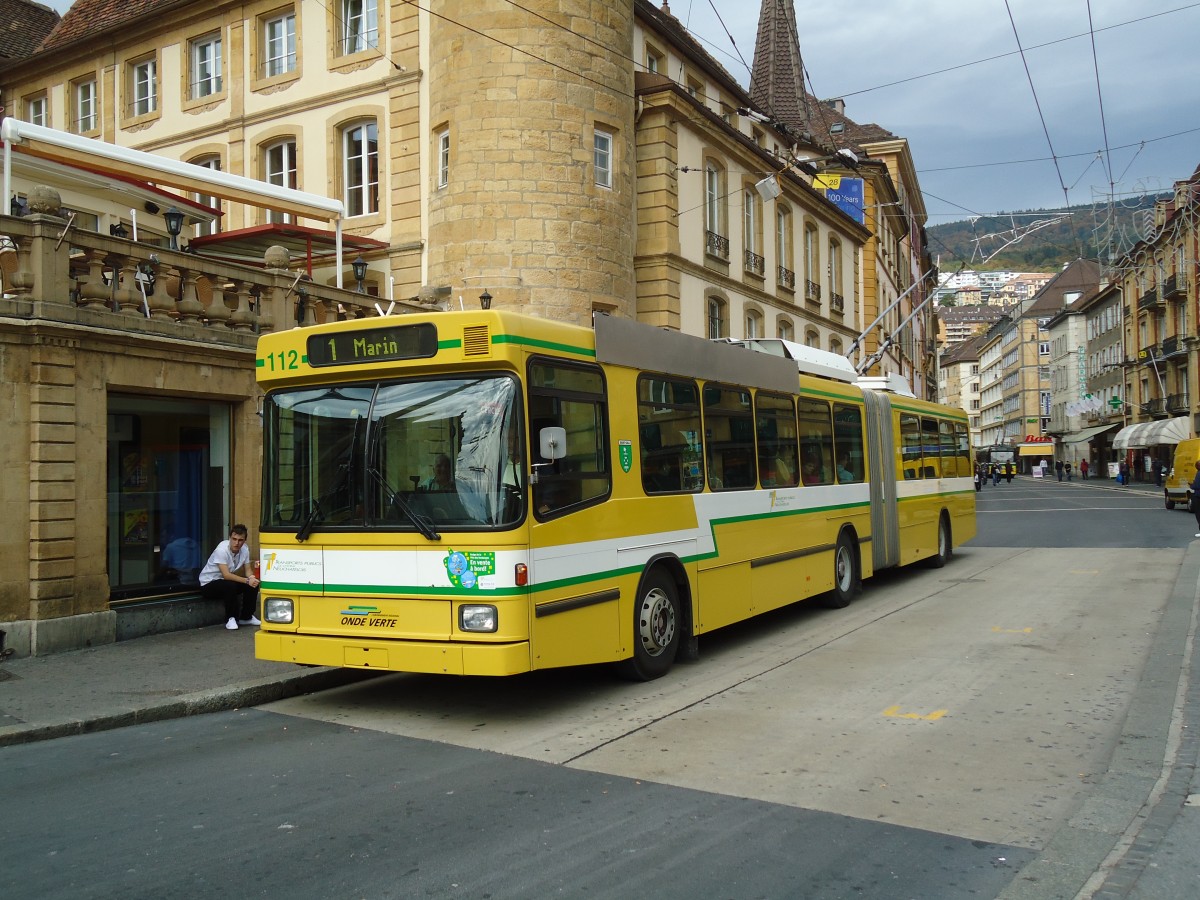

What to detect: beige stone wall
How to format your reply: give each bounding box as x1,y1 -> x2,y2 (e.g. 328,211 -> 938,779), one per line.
426,0 -> 636,322
0,318 -> 259,633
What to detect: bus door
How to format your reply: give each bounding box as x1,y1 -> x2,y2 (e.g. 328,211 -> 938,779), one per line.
861,390 -> 900,570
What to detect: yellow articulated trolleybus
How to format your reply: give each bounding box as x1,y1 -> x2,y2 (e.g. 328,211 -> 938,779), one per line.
255,310 -> 975,680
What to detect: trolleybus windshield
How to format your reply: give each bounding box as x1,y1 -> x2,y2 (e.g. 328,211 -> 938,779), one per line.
262,375 -> 524,535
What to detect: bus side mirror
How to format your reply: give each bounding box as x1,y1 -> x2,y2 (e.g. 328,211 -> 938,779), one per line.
531,426 -> 566,484
539,426 -> 566,461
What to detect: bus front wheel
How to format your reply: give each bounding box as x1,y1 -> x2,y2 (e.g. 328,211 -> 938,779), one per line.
823,530 -> 860,609
616,569 -> 680,681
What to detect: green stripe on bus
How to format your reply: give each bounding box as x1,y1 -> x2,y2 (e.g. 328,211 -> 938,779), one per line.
492,334 -> 596,357
438,339 -> 462,349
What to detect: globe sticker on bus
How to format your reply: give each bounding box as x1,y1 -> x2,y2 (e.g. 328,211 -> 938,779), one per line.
442,550 -> 497,591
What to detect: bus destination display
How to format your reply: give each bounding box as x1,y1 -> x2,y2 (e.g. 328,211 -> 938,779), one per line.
306,323 -> 438,367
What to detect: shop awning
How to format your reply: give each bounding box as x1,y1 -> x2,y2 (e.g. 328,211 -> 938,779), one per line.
1018,443 -> 1054,456
1113,416 -> 1191,451
1061,423 -> 1119,444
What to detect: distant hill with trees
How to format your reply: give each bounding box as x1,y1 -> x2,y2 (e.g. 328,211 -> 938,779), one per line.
926,194 -> 1169,272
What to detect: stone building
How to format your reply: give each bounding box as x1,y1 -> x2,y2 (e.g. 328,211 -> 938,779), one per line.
1110,166 -> 1199,468
0,0 -> 929,654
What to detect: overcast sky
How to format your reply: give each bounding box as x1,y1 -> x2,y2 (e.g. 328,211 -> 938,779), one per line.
42,0 -> 1199,227
676,0 -> 1200,226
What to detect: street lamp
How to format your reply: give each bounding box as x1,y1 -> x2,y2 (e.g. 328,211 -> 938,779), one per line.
351,256 -> 368,294
163,207 -> 185,250
479,289 -> 492,310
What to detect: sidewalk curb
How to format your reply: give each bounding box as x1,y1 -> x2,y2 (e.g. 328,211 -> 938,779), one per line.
0,666 -> 376,748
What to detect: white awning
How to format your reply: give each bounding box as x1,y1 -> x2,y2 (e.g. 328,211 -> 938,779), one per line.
1113,416 -> 1191,451
1061,423 -> 1119,444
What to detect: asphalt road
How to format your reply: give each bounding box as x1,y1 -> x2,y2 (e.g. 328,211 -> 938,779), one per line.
2,478 -> 1193,899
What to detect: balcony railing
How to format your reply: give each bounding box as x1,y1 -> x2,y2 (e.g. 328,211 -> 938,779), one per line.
830,291 -> 844,314
0,213 -> 428,343
1144,397 -> 1166,416
804,279 -> 821,304
777,266 -> 796,291
744,250 -> 765,277
1168,392 -> 1190,414
1138,343 -> 1159,363
1163,274 -> 1184,300
705,230 -> 729,261
1137,287 -> 1160,310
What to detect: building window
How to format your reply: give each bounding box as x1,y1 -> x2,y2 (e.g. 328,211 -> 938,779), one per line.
593,128 -> 613,189
263,11 -> 297,77
645,44 -> 663,74
340,0 -> 378,55
107,396 -> 231,599
74,78 -> 97,133
25,95 -> 47,126
743,188 -> 763,275
804,223 -> 819,285
705,160 -> 727,254
829,338 -> 843,356
745,309 -> 763,339
707,296 -> 727,339
436,128 -> 450,188
805,328 -> 819,348
191,156 -> 222,236
190,33 -> 223,99
343,121 -> 379,217
775,205 -> 794,290
129,57 -> 157,117
777,319 -> 794,341
264,140 -> 298,224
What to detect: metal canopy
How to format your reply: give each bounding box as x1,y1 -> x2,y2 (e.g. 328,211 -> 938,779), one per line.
1113,416 -> 1191,450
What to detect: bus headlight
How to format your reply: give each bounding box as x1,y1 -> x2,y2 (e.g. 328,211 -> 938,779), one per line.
264,597 -> 294,624
459,604 -> 497,633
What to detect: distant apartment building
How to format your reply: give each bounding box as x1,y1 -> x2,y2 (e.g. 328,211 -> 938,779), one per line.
938,303 -> 1004,347
938,334 -> 983,447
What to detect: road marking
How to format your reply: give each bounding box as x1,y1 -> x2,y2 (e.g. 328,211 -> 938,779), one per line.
992,626 -> 1033,634
882,705 -> 947,721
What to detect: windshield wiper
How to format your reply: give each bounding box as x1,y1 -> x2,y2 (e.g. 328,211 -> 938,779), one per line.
295,499 -> 323,543
368,467 -> 441,541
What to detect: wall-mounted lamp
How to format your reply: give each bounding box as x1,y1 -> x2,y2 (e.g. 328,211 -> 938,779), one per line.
109,221 -> 129,239
163,207 -> 185,250
479,289 -> 492,310
351,255 -> 368,293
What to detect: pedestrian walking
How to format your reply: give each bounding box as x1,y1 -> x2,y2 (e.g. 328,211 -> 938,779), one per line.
1055,459 -> 1064,482
1005,461 -> 1014,483
992,463 -> 1001,486
1190,461 -> 1200,538
1153,457 -> 1164,488
1065,461 -> 1072,481
1080,459 -> 1089,480
974,463 -> 982,492
1119,460 -> 1130,485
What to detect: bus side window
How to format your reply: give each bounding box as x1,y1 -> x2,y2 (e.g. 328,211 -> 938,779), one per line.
797,397 -> 834,486
899,413 -> 921,480
528,359 -> 610,519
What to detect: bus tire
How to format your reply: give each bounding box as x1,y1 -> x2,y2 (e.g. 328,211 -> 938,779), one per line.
1165,491 -> 1175,510
616,569 -> 680,681
823,530 -> 860,609
927,514 -> 952,568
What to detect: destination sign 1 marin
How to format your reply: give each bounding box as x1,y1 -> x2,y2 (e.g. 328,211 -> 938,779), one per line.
306,323 -> 437,367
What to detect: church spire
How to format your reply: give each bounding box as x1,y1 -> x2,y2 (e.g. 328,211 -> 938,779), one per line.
749,0 -> 820,143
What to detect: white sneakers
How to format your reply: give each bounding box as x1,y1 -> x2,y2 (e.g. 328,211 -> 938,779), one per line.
238,615 -> 261,626
225,617 -> 238,630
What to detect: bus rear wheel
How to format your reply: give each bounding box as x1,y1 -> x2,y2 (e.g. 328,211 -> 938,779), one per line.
927,514 -> 952,568
616,569 -> 680,681
822,531 -> 859,609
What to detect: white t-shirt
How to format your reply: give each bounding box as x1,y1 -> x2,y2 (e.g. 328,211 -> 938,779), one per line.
198,539 -> 250,586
